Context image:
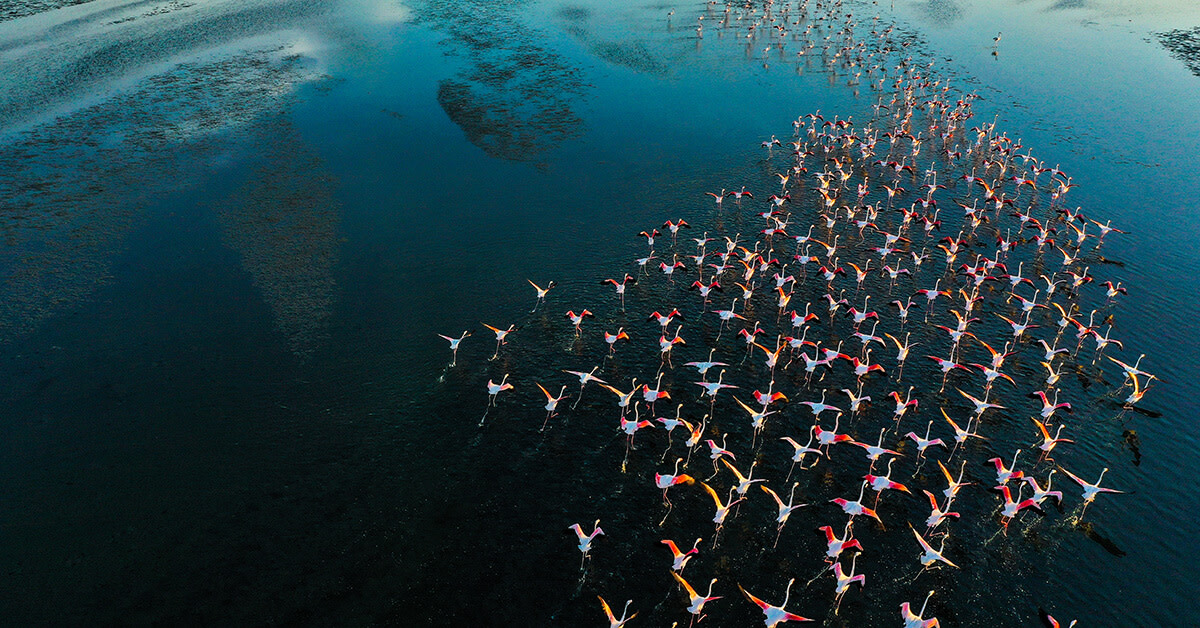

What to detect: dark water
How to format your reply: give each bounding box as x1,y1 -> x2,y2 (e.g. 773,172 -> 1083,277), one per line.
1,0 -> 1199,625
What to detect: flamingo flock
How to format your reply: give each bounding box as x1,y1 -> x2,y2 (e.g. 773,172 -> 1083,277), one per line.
434,0 -> 1151,625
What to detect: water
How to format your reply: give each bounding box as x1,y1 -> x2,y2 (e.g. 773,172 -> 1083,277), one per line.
1,0 -> 1198,625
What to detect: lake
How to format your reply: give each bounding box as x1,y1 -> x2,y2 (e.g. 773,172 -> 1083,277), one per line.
1,0 -> 1198,625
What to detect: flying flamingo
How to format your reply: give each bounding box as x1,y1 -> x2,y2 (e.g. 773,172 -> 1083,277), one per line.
910,524 -> 958,571
1031,390 -> 1071,419
939,460 -> 972,502
901,591 -> 940,627
1031,417 -> 1073,461
672,572 -> 721,627
481,374 -> 514,425
436,330 -> 470,366
695,369 -> 738,407
800,390 -> 843,418
598,379 -> 639,418
700,482 -> 745,539
904,421 -> 947,463
830,553 -> 866,613
733,396 -> 776,446
685,348 -> 728,377
598,596 -> 636,628
601,274 -> 637,310
661,537 -> 702,573
1059,466 -> 1125,518
818,522 -> 863,562
864,457 -> 911,504
527,279 -> 556,312
781,433 -> 822,480
922,490 -> 960,531
705,434 -> 736,479
739,578 -> 813,626
564,367 -> 606,410
482,323 -> 516,360
813,416 -> 856,455
852,428 -> 902,463
656,458 -> 695,507
761,483 -> 805,547
604,328 -> 630,355
567,520 -> 604,569
1023,470 -> 1064,507
831,481 -> 885,527
536,383 -> 568,431
722,459 -> 766,497
989,450 -> 1025,484
997,484 -> 1040,532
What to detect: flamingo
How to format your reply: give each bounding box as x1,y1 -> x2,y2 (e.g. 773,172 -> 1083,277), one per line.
1023,470 -> 1064,507
910,524 -> 958,570
481,323 -> 516,360
536,383 -> 568,431
641,372 -> 671,411
722,459 -> 766,497
481,374 -> 514,425
989,450 -> 1025,484
939,460 -> 973,502
639,228 -> 661,248
841,385 -> 872,416
800,390 -> 843,418
733,396 -> 776,445
865,458 -> 911,500
672,572 -> 721,626
661,537 -> 702,573
781,433 -> 822,480
739,578 -> 813,626
564,367 -> 606,409
831,481 -> 885,526
567,520 -> 604,569
889,386 -> 919,420
685,349 -> 728,377
700,482 -> 745,537
957,388 -> 1005,418
436,330 -> 470,366
852,428 -> 903,463
831,553 -> 866,613
695,369 -> 738,403
904,421 -> 947,461
814,416 -> 855,454
598,596 -> 636,628
1059,466 -> 1125,517
601,274 -> 637,310
598,379 -> 639,417
997,484 -> 1040,532
655,458 -> 695,506
1031,418 -> 1073,460
527,279 -> 556,311
761,483 -> 805,546
1030,390 -> 1071,420
901,591 -> 940,627
941,408 -> 986,451
561,307 -> 595,333
922,490 -> 960,531
604,328 -> 630,355
705,434 -> 736,478
818,522 -> 863,562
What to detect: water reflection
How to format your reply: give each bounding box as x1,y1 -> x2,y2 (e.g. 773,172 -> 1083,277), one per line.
213,116 -> 340,358
413,0 -> 589,161
0,39 -> 334,350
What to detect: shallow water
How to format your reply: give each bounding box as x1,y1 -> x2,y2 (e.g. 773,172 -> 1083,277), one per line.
1,0 -> 1199,625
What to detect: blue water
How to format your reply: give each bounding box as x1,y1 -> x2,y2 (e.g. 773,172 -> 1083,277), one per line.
1,0 -> 1199,625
